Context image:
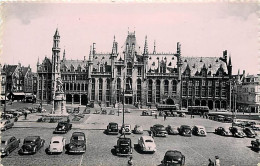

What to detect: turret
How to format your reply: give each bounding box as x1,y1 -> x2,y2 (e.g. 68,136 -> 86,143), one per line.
227,55 -> 232,77
176,42 -> 183,81
153,40 -> 156,54
63,49 -> 66,61
88,45 -> 93,79
143,36 -> 149,80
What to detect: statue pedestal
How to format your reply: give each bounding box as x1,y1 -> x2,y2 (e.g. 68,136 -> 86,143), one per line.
52,92 -> 68,116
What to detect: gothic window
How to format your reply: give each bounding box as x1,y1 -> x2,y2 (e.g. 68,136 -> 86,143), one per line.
202,70 -> 206,77
100,65 -> 104,73
137,79 -> 142,102
91,78 -> 95,100
81,84 -> 84,91
202,87 -> 206,97
71,66 -> 74,72
182,81 -> 187,96
148,80 -> 153,103
188,81 -> 192,96
222,88 -> 226,97
156,80 -> 160,103
66,83 -> 69,91
99,78 -> 103,101
70,83 -> 73,91
117,66 -> 121,76
195,80 -> 200,96
172,80 -> 177,94
106,79 -> 110,102
164,80 -> 169,95
85,83 -> 88,92
74,83 -> 77,91
126,77 -> 132,91
208,87 -> 212,97
216,88 -> 220,97
117,78 -> 121,102
208,80 -> 212,86
215,80 -> 219,87
127,62 -> 132,76
138,67 -> 142,76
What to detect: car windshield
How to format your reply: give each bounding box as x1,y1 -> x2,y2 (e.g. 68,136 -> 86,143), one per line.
72,136 -> 85,141
24,140 -> 34,144
145,139 -> 153,143
110,124 -> 117,128
52,141 -> 60,143
1,141 -> 7,145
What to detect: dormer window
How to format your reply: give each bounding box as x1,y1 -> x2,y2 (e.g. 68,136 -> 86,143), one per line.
202,70 -> 206,77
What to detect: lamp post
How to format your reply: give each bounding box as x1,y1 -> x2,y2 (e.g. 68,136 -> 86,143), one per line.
4,76 -> 7,119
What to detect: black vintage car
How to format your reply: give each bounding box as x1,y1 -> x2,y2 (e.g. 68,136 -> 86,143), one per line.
229,127 -> 246,138
161,150 -> 185,166
115,137 -> 133,156
19,136 -> 45,155
106,122 -> 119,135
1,136 -> 20,156
243,127 -> 257,138
178,125 -> 192,137
53,121 -> 72,134
251,139 -> 260,151
150,124 -> 167,137
66,132 -> 86,154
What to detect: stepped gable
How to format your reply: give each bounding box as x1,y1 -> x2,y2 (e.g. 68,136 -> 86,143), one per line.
182,57 -> 228,76
92,53 -> 111,70
147,54 -> 177,73
61,59 -> 88,71
4,65 -> 18,76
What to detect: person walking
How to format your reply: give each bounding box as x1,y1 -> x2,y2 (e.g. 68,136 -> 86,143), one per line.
215,156 -> 220,166
128,156 -> 133,165
24,112 -> 28,120
208,158 -> 214,166
164,114 -> 167,121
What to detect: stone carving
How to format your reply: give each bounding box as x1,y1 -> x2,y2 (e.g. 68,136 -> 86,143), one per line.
56,77 -> 64,92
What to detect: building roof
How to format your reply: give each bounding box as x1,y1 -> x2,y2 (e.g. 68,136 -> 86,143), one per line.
92,53 -> 111,70
182,57 -> 228,76
4,65 -> 18,76
61,59 -> 88,71
147,54 -> 177,73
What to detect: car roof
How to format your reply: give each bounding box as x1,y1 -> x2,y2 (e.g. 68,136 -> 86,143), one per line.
181,125 -> 190,128
2,136 -> 14,141
194,125 -> 205,128
141,136 -> 153,140
51,136 -> 63,142
24,136 -> 40,141
154,124 -> 164,127
165,150 -> 182,157
109,122 -> 118,125
72,132 -> 85,136
118,137 -> 131,141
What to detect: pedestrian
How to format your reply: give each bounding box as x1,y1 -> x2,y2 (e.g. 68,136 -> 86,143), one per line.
155,114 -> 157,119
208,158 -> 214,166
128,156 -> 133,165
24,112 -> 27,120
164,114 -> 167,121
67,117 -> 70,123
215,156 -> 220,166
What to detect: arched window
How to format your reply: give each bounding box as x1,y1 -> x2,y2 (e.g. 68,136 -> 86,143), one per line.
77,83 -> 80,91
126,77 -> 132,91
127,62 -> 132,76
156,80 -> 160,103
99,78 -> 103,101
106,79 -> 110,101
85,83 -> 88,92
81,84 -> 84,91
172,80 -> 177,94
164,80 -> 169,95
66,83 -> 69,91
148,80 -> 153,103
117,78 -> 121,102
91,78 -> 95,100
74,83 -> 77,91
137,79 -> 142,102
70,83 -> 73,91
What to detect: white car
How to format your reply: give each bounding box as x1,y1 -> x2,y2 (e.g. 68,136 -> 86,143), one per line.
138,136 -> 156,153
192,125 -> 207,136
121,124 -> 132,135
47,136 -> 66,154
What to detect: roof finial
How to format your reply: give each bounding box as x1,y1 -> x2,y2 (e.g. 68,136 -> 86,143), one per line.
144,35 -> 148,55
63,49 -> 66,60
153,40 -> 156,54
228,54 -> 232,66
128,27 -> 129,34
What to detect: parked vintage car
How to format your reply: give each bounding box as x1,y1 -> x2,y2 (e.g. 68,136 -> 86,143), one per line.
133,125 -> 144,134
224,117 -> 233,123
192,125 -> 207,136
179,113 -> 186,117
109,110 -> 115,115
243,127 -> 257,138
178,125 -> 192,137
161,150 -> 185,166
251,139 -> 260,151
106,122 -> 119,135
216,115 -> 225,122
19,136 -> 45,154
142,110 -> 149,116
166,125 -> 179,135
101,109 -> 107,115
53,121 -> 72,134
138,136 -> 156,153
73,108 -> 80,114
67,132 -> 86,153
83,108 -> 91,114
251,124 -> 260,131
115,137 -> 133,156
229,127 -> 246,138
124,109 -> 131,113
232,119 -> 246,127
47,136 -> 66,154
150,124 -> 167,137
120,124 -> 132,135
1,120 -> 14,131
150,110 -> 157,116
1,136 -> 20,156
215,127 -> 232,136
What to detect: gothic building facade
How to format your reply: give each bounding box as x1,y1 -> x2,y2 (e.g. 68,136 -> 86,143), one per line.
37,29 -> 232,110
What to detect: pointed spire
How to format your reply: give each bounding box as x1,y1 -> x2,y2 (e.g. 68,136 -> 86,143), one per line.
63,49 -> 66,60
37,57 -> 40,65
54,28 -> 59,37
238,69 -> 240,75
112,35 -> 117,55
143,35 -> 148,55
153,40 -> 156,54
203,63 -> 206,69
228,55 -> 232,66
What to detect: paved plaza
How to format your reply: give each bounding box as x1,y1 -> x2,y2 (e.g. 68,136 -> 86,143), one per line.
1,102 -> 260,166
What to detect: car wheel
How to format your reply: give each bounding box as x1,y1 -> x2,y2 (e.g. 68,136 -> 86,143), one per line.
33,147 -> 37,154
6,150 -> 10,156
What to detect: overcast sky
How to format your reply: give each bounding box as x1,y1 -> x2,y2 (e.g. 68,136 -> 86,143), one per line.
1,2 -> 258,75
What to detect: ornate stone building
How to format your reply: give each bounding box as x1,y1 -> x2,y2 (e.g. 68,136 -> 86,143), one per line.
37,29 -> 232,110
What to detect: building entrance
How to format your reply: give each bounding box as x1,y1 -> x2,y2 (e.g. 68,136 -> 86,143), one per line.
125,96 -> 132,104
